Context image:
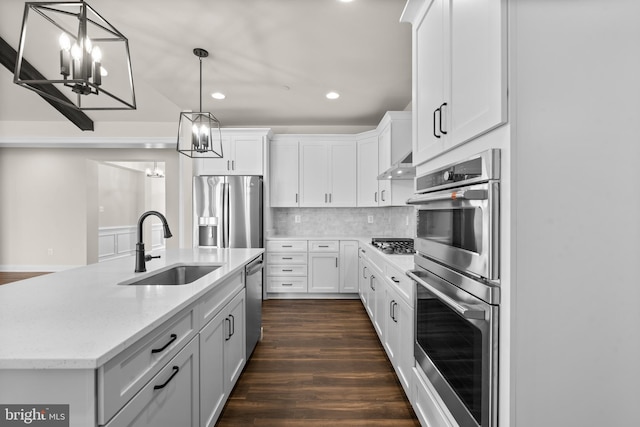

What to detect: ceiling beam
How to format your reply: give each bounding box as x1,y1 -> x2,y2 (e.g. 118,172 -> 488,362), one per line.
0,37 -> 94,131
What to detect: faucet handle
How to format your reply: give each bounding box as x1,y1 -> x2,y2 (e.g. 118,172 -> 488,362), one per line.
145,254 -> 161,262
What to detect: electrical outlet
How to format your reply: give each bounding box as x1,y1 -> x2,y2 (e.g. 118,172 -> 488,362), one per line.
295,215 -> 301,223
47,248 -> 54,256
367,215 -> 374,224
406,215 -> 409,226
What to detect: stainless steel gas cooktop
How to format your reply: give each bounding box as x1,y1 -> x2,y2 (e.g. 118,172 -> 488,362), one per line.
371,237 -> 415,255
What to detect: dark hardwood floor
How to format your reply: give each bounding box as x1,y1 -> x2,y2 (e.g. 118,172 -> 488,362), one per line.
217,299 -> 419,426
0,272 -> 50,286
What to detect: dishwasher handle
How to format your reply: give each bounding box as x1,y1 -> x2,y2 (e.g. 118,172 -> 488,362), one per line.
246,257 -> 264,276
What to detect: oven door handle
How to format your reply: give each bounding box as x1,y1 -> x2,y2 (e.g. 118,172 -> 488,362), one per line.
406,189 -> 488,205
407,270 -> 486,320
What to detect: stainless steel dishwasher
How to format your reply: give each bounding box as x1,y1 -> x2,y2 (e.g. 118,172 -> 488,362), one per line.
245,255 -> 263,359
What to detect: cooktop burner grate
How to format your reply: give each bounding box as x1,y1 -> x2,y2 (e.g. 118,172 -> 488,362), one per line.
371,238 -> 415,255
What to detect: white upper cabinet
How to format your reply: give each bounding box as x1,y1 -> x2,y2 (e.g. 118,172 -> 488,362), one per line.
299,139 -> 356,207
196,130 -> 269,176
403,0 -> 507,165
269,140 -> 299,207
377,112 -> 412,207
357,133 -> 380,207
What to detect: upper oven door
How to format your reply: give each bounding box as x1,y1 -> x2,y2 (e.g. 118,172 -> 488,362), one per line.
408,182 -> 499,281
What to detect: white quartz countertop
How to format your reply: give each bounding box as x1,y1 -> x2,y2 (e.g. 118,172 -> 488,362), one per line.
0,248 -> 263,370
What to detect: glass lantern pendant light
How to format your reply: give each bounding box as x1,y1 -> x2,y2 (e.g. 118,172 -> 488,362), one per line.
13,1 -> 136,110
176,48 -> 223,158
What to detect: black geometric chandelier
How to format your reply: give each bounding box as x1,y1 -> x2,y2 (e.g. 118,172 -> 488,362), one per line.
14,1 -> 136,111
176,48 -> 223,159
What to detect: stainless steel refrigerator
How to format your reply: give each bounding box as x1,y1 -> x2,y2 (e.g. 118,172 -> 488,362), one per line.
193,175 -> 263,249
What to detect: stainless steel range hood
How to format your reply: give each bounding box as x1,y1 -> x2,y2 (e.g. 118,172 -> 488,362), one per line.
377,151 -> 416,180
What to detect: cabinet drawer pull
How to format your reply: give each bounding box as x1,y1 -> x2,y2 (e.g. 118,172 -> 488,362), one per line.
153,366 -> 179,390
282,257 -> 293,260
282,269 -> 293,272
282,283 -> 294,287
318,245 -> 329,248
151,333 -> 177,354
282,245 -> 293,248
391,276 -> 400,283
225,318 -> 232,341
229,314 -> 235,338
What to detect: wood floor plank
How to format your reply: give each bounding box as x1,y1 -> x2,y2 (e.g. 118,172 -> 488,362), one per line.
216,299 -> 419,426
0,272 -> 50,286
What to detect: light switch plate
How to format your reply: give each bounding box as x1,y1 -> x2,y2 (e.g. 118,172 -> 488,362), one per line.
295,215 -> 301,223
367,215 -> 374,223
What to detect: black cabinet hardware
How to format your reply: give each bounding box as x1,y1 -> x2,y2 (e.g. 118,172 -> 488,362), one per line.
151,334 -> 177,354
153,366 -> 179,390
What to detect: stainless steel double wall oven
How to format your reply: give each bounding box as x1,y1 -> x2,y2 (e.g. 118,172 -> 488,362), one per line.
407,149 -> 501,427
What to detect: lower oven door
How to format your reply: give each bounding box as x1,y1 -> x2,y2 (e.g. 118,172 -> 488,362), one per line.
408,267 -> 499,427
408,181 -> 499,281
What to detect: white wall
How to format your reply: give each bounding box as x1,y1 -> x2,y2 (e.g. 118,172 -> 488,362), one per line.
511,1 -> 640,426
0,148 -> 182,270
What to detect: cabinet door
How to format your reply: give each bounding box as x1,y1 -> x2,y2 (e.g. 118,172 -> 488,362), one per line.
447,0 -> 506,149
413,0 -> 446,165
269,140 -> 299,207
299,141 -> 329,207
378,123 -> 392,173
339,241 -> 359,293
224,290 -> 246,390
199,309 -> 227,427
308,253 -> 339,292
395,297 -> 414,395
106,338 -> 199,427
373,274 -> 386,339
199,290 -> 245,427
199,137 -> 233,174
328,141 -> 356,207
357,136 -> 380,207
231,137 -> 263,175
384,285 -> 400,363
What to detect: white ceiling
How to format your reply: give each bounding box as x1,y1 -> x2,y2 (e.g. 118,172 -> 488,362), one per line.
0,0 -> 411,130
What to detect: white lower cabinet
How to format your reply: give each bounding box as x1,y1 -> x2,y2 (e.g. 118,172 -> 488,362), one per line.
99,271 -> 248,427
105,337 -> 200,427
308,252 -> 340,293
266,239 -> 359,296
412,366 -> 456,427
383,284 -> 414,397
199,289 -> 246,427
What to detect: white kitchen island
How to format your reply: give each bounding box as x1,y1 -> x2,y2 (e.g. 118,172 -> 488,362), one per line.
0,247 -> 263,427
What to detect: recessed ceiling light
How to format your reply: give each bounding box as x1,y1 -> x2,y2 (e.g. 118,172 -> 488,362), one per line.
211,92 -> 226,100
326,91 -> 340,100
338,0 -> 354,3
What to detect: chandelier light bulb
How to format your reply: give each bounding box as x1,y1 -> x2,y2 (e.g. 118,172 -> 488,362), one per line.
84,37 -> 92,54
59,33 -> 71,51
71,43 -> 82,60
92,46 -> 102,62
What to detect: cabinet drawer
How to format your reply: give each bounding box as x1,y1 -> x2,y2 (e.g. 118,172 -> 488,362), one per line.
267,265 -> 308,276
267,253 -> 307,265
266,277 -> 308,293
267,240 -> 307,252
412,367 -> 455,427
199,271 -> 244,328
98,307 -> 197,424
105,337 -> 199,427
384,263 -> 415,308
308,240 -> 339,252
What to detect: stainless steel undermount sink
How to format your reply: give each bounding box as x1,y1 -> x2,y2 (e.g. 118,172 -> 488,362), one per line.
120,264 -> 221,286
